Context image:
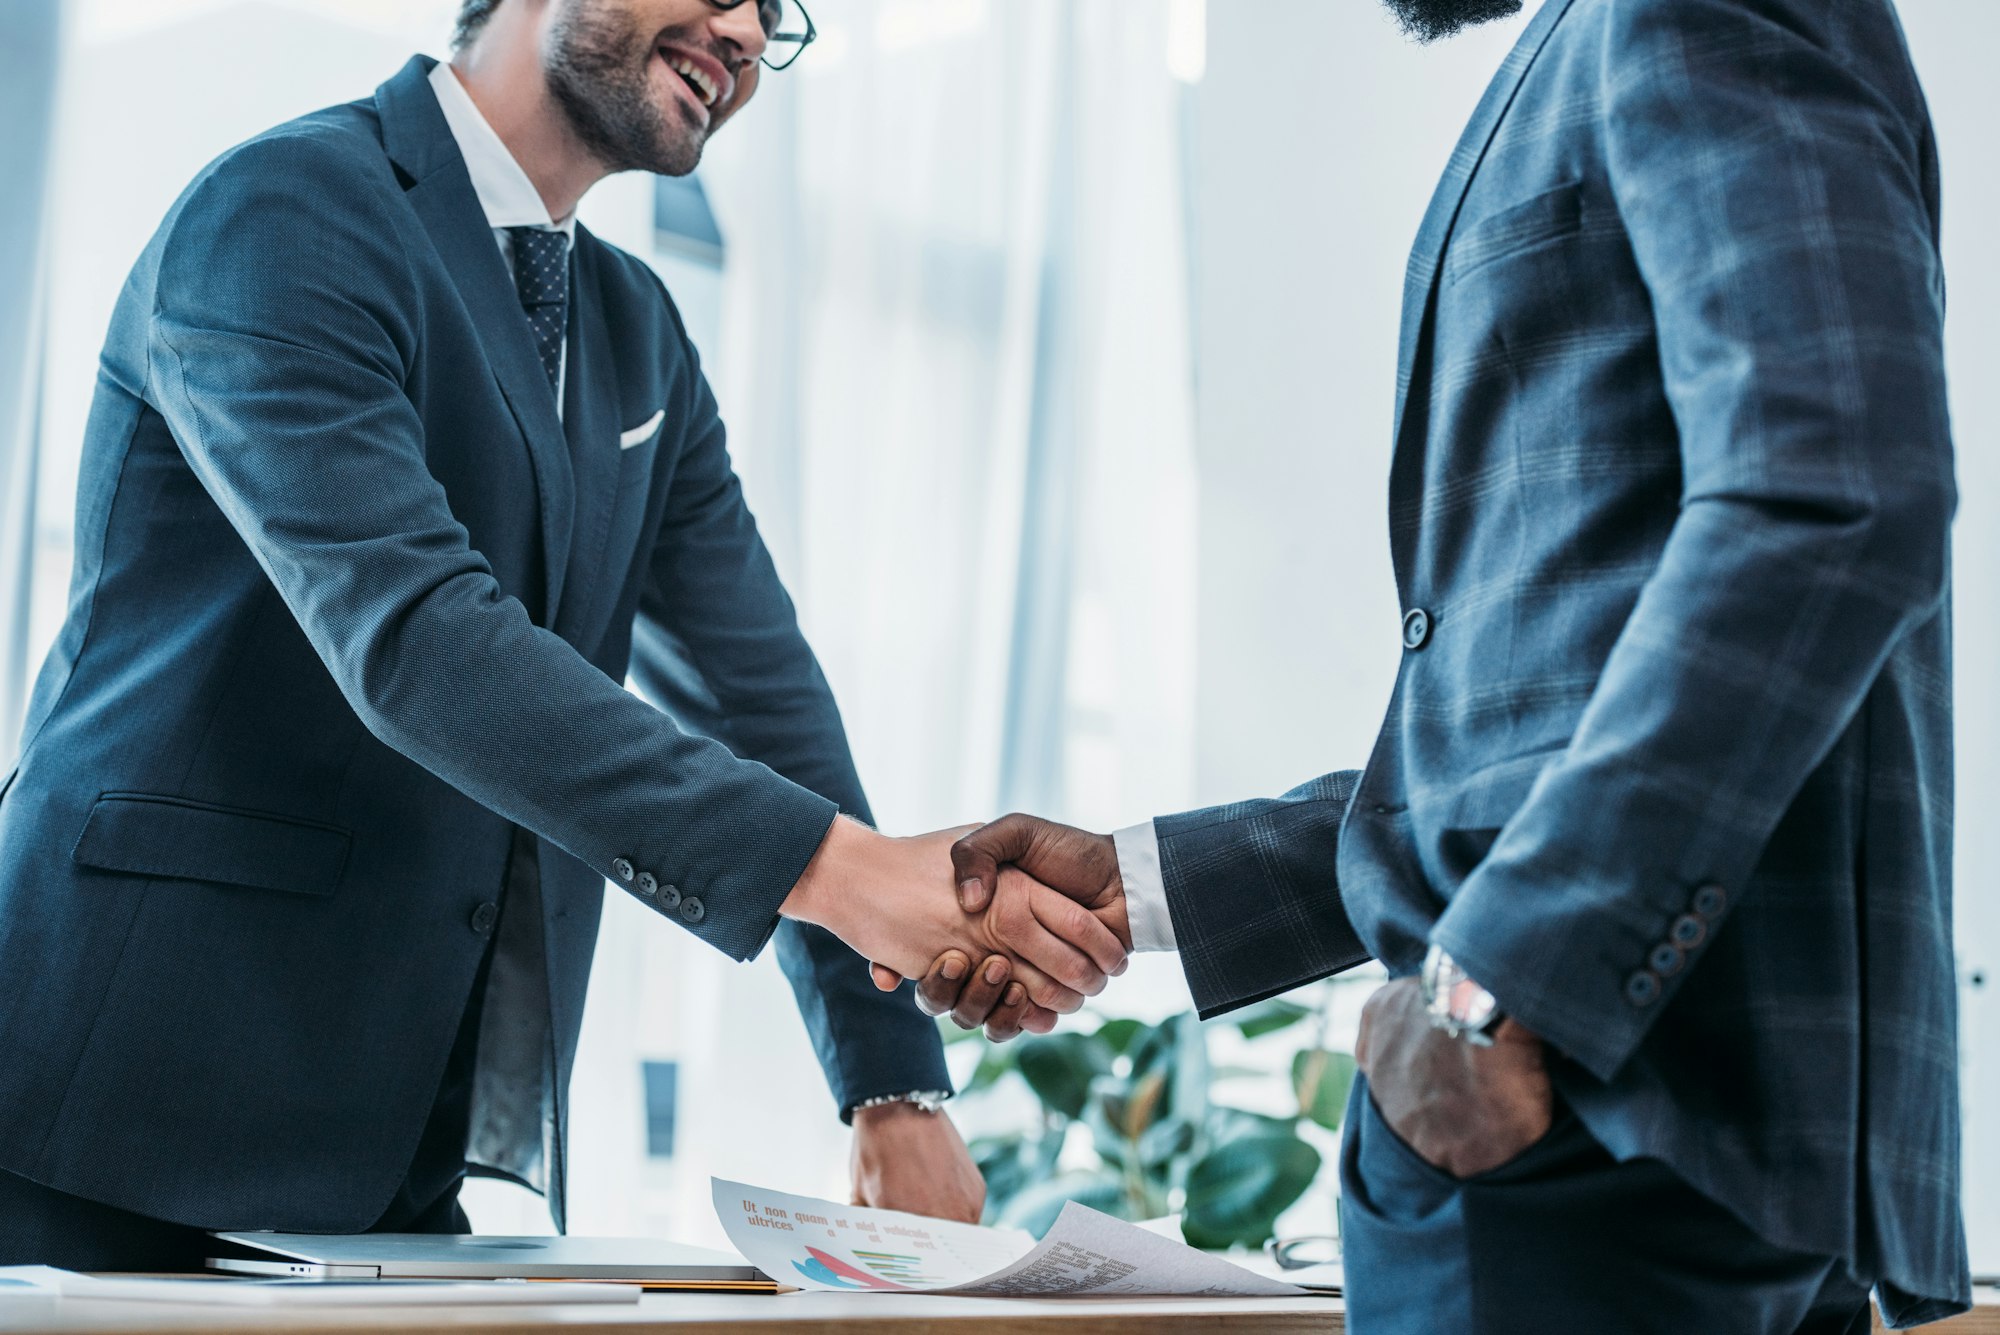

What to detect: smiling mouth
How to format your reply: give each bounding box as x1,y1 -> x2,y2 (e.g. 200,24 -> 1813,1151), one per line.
658,47 -> 721,109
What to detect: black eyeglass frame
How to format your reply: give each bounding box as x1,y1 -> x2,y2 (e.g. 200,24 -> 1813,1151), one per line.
1264,1235 -> 1340,1272
712,0 -> 816,71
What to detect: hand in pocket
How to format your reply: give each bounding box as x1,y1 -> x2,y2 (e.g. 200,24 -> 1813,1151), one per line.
1356,976 -> 1554,1179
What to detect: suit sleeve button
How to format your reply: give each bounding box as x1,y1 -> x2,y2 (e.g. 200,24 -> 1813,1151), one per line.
1648,943 -> 1684,977
679,896 -> 705,924
635,872 -> 658,897
1670,914 -> 1707,949
470,902 -> 499,936
1692,884 -> 1727,918
1624,970 -> 1661,1006
659,883 -> 682,909
611,857 -> 635,883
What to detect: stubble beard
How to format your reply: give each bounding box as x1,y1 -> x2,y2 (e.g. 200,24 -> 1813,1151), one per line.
1381,0 -> 1525,43
544,0 -> 707,177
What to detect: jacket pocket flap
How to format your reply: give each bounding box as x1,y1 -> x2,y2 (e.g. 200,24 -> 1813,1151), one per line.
1445,180 -> 1586,284
1443,744 -> 1569,831
73,793 -> 350,897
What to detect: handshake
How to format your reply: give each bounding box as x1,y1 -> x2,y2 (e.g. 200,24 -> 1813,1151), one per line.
779,814 -> 1128,1041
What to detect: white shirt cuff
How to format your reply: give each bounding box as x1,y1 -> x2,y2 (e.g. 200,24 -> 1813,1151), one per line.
1113,821 -> 1178,953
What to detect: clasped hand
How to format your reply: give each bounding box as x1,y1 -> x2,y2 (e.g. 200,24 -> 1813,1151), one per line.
776,815 -> 1128,1023
788,815 -> 1556,1185
781,814 -> 1131,1039
781,815 -> 1124,1226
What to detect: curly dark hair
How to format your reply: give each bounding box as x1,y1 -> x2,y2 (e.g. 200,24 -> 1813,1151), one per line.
452,0 -> 505,49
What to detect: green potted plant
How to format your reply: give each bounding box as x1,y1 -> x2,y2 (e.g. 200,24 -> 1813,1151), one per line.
949,994 -> 1357,1249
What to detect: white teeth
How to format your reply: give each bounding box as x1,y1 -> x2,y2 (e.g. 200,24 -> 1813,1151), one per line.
667,54 -> 717,107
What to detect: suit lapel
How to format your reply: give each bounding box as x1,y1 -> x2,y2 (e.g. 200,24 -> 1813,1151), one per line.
553,232 -> 623,646
1390,0 -> 1575,457
375,58 -> 576,626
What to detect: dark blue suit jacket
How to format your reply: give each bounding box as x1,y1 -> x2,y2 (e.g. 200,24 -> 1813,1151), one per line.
1155,0 -> 1964,1322
0,56 -> 945,1232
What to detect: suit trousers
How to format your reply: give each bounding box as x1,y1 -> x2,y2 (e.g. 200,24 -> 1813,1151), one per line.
1337,1075 -> 1873,1335
0,944 -> 494,1270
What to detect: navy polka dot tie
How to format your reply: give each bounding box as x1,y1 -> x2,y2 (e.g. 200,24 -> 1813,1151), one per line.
507,226 -> 570,394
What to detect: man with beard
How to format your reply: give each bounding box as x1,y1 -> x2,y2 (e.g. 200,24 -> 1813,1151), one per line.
913,0 -> 1969,1329
0,0 -> 1124,1268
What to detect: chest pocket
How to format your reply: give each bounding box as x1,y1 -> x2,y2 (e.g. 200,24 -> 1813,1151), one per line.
1444,180 -> 1588,287
608,411 -> 665,544
618,409 -> 665,451
567,413 -> 668,647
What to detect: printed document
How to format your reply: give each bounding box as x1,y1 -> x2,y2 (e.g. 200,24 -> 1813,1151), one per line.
712,1178 -> 1308,1298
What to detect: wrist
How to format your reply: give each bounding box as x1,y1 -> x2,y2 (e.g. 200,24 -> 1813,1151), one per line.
852,1096 -> 948,1128
1101,870 -> 1132,951
783,815 -> 876,931
1421,942 -> 1504,1046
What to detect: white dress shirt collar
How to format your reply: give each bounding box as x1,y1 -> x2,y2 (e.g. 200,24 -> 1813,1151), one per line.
427,59 -> 577,241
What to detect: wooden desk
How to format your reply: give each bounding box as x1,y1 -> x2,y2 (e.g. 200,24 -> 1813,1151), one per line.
1,1285 -> 1992,1333
0,1291 -> 1339,1335
1879,1288 -> 2000,1334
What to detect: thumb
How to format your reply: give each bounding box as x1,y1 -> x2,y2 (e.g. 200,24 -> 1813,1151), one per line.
951,816 -> 1039,912
869,962 -> 902,992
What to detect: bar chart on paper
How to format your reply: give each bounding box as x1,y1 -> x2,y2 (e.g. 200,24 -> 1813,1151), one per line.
712,1180 -> 1030,1291
711,1179 -> 1309,1298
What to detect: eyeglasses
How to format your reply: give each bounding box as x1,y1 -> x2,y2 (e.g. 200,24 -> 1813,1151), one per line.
1265,1235 -> 1340,1271
711,0 -> 816,71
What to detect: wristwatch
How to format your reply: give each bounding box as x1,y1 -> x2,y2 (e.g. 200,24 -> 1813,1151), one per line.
1420,943 -> 1505,1047
852,1090 -> 951,1115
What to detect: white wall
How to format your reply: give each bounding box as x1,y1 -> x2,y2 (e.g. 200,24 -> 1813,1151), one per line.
0,0 -> 63,749
1188,4 -> 1531,805
1898,0 -> 2000,1276
1192,0 -> 2000,1270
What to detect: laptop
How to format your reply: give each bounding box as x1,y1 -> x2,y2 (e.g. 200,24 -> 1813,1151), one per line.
206,1233 -> 777,1291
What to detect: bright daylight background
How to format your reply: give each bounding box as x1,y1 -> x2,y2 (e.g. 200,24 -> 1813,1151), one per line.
1,0 -> 1995,1268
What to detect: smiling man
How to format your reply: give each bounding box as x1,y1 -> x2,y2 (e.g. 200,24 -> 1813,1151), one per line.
0,0 -> 1076,1268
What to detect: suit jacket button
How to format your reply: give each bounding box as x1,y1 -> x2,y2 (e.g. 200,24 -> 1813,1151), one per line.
1402,607 -> 1432,650
470,902 -> 499,936
1624,969 -> 1660,1006
1670,914 -> 1707,949
635,872 -> 658,898
1692,884 -> 1727,918
659,883 -> 683,909
1648,943 -> 1684,977
612,857 -> 635,883
679,896 -> 705,924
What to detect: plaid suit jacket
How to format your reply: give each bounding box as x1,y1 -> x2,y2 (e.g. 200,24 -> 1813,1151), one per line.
1156,0 -> 1964,1321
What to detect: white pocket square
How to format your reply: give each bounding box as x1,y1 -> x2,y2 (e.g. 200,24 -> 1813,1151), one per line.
619,409 -> 665,450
